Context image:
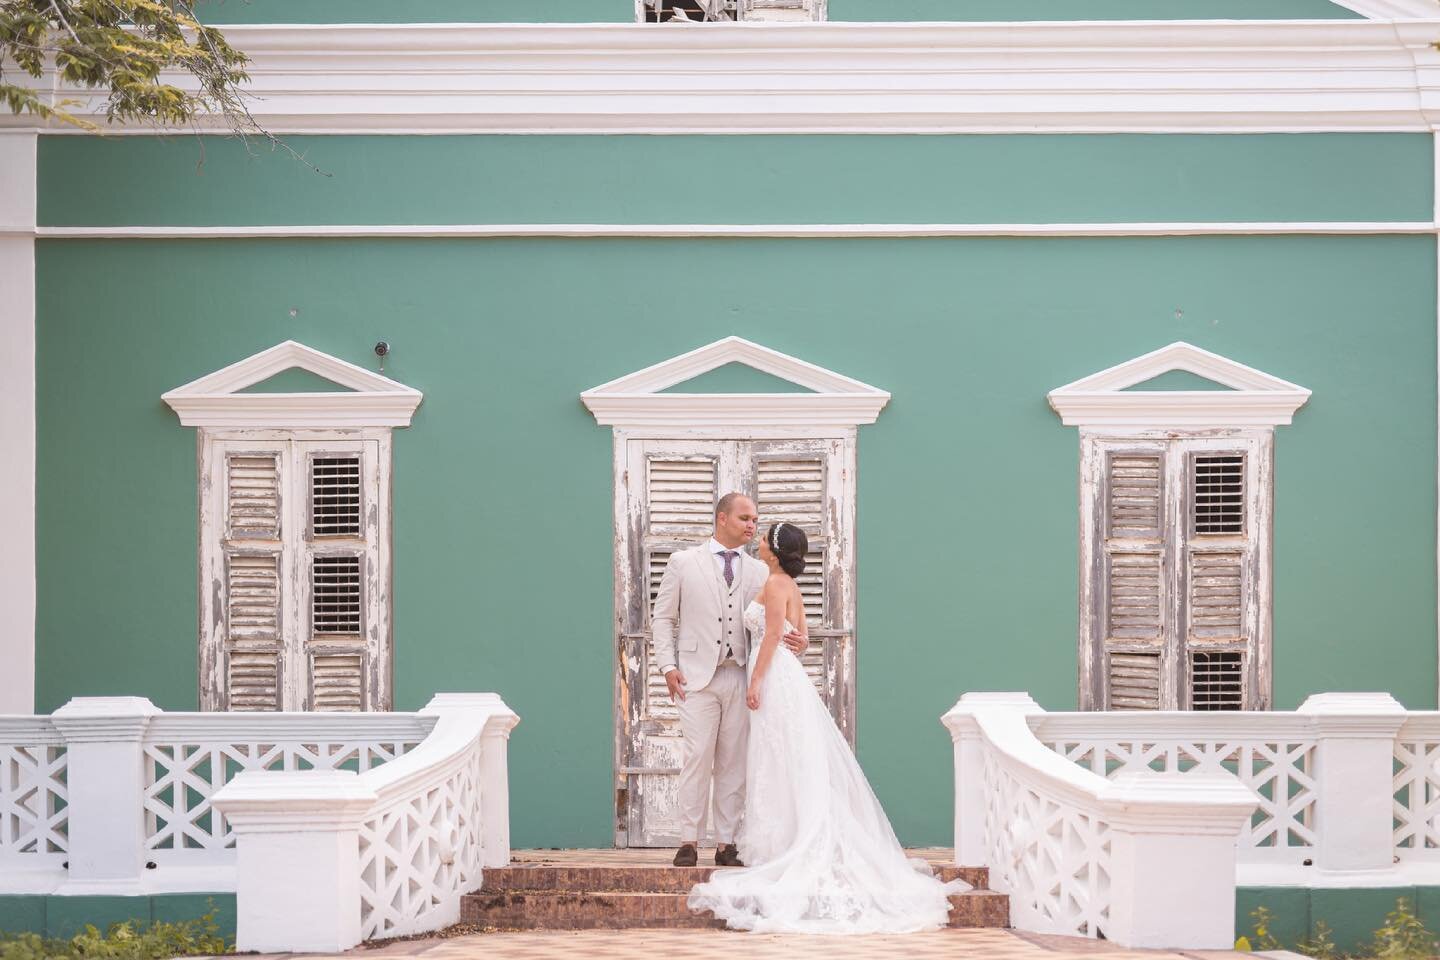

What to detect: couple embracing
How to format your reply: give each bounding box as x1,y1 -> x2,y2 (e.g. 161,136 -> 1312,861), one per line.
651,493 -> 967,934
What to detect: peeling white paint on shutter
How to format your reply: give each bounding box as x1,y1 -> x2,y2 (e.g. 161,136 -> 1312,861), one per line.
201,434 -> 391,713
226,649 -> 281,711
639,0 -> 824,22
310,651 -> 366,712
1107,651 -> 1162,710
1081,433 -> 1270,712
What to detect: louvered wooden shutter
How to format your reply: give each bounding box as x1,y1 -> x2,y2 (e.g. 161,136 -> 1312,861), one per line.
219,450 -> 285,711
1100,451 -> 1165,710
1183,451 -> 1253,710
302,447 -> 375,712
642,454 -> 718,725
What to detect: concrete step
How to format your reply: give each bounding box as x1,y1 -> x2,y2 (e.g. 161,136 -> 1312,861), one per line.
460,887 -> 1009,931
477,863 -> 989,894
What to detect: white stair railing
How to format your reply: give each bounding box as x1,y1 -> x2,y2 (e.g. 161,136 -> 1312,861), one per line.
212,693 -> 518,953
944,693 -> 1256,949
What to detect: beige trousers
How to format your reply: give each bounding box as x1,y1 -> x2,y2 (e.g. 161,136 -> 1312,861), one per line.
675,661 -> 748,844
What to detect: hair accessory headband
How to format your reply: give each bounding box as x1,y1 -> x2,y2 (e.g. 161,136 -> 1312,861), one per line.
770,522 -> 789,553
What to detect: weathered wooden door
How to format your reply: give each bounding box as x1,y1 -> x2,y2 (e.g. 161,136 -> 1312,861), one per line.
614,436 -> 855,847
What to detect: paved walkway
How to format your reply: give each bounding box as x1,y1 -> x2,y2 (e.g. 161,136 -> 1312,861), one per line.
337,928 -> 1266,960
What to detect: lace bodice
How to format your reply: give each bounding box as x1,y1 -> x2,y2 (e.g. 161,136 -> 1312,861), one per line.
743,600 -> 797,651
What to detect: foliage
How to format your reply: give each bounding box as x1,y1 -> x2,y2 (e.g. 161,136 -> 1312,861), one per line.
1247,905 -> 1284,952
0,0 -> 255,133
1370,899 -> 1437,960
1238,898 -> 1438,960
1297,920 -> 1338,960
0,907 -> 231,960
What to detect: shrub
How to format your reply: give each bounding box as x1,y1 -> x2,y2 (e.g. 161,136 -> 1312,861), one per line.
0,907 -> 230,960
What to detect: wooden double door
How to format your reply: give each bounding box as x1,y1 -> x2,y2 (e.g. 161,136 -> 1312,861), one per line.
612,435 -> 857,847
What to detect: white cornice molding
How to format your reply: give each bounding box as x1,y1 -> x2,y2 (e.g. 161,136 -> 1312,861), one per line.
1048,341 -> 1312,428
581,336 -> 890,427
162,340 -> 423,428
9,21 -> 1440,134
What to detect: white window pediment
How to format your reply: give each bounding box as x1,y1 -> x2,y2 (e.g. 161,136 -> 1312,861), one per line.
1047,341 -> 1311,429
580,336 -> 890,428
162,340 -> 423,428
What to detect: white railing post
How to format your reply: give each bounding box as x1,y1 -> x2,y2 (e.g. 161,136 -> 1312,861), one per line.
50,696 -> 159,894
215,771 -> 376,954
421,693 -> 519,869
942,692 -> 1041,865
1104,772 -> 1257,949
1299,692 -> 1407,876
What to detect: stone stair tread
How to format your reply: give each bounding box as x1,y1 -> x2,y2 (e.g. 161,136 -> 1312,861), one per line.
479,863 -> 989,894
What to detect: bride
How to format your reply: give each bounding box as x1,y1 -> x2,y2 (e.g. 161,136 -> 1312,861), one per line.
687,521 -> 968,934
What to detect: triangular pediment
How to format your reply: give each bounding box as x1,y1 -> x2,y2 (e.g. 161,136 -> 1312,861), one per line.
1048,342 -> 1310,428
163,340 -> 423,428
581,336 -> 889,428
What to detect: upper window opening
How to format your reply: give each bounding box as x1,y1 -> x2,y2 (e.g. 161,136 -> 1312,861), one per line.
641,0 -> 825,22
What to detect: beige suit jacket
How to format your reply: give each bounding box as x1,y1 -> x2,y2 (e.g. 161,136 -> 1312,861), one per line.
652,544 -> 769,692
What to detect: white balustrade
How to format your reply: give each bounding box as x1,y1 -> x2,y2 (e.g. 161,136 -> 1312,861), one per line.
0,693 -> 502,950
212,693 -> 519,954
945,693 -> 1258,949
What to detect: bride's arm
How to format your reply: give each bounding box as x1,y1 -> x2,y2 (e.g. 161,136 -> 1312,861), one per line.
747,579 -> 788,709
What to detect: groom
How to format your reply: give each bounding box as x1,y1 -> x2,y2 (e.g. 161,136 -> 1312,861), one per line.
652,492 -> 807,868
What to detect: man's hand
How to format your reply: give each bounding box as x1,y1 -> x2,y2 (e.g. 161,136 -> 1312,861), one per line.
781,630 -> 808,656
665,668 -> 688,703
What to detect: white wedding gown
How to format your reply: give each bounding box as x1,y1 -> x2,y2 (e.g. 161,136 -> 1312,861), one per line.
686,600 -> 968,934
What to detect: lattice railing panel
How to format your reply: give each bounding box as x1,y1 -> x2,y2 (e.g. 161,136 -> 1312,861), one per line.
0,724 -> 68,863
982,747 -> 1112,938
1393,718 -> 1440,857
1042,732 -> 1317,860
143,723 -> 427,859
359,748 -> 484,940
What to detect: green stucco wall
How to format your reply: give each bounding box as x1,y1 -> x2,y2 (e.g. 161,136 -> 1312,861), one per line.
0,894 -> 234,941
1236,887 -> 1440,955
34,217 -> 1437,845
191,0 -> 1358,22
38,134 -> 1432,226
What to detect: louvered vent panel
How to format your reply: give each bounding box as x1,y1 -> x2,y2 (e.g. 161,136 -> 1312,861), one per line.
800,644 -> 828,701
1107,454 -> 1162,539
1191,651 -> 1244,711
1189,551 -> 1243,637
756,458 -> 825,536
311,653 -> 365,712
312,556 -> 362,635
647,548 -> 675,608
1108,651 -> 1161,710
227,650 -> 280,711
795,550 -> 826,626
1194,455 -> 1245,535
1106,553 -> 1163,640
311,457 -> 361,537
645,650 -> 679,722
227,454 -> 280,539
227,554 -> 280,641
647,459 -> 717,538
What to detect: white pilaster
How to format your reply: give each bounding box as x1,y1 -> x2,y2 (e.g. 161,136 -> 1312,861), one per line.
1299,692 -> 1409,876
50,697 -> 160,894
216,770 -> 374,954
0,131 -> 36,715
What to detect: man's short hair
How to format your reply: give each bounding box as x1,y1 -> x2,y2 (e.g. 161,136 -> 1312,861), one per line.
716,492 -> 751,517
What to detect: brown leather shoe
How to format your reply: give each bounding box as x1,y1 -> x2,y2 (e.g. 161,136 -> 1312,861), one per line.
715,843 -> 745,867
673,843 -> 698,867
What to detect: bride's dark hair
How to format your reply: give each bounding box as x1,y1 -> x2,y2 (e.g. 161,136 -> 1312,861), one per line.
767,522 -> 808,578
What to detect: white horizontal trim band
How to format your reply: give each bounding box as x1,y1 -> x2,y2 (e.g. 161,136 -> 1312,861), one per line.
15,222 -> 1438,239
5,20 -> 1440,134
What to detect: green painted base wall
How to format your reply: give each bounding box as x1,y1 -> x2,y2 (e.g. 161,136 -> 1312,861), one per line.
34,230 -> 1437,847
0,895 -> 234,942
1237,887 -> 1440,955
